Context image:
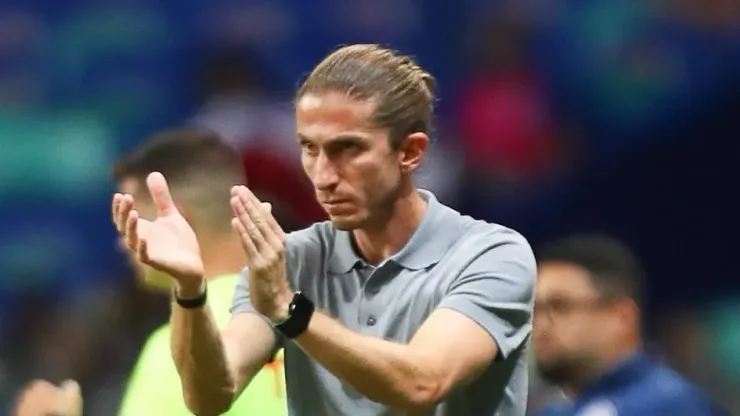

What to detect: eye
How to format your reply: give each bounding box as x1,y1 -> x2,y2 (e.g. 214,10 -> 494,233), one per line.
330,140 -> 364,158
548,299 -> 570,314
301,141 -> 319,156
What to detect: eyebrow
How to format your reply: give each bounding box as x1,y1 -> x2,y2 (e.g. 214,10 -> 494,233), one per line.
297,133 -> 368,144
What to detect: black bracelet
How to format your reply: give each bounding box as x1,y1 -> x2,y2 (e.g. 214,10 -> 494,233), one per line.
175,284 -> 207,309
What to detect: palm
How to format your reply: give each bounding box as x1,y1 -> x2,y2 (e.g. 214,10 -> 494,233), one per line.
138,212 -> 203,282
114,172 -> 204,284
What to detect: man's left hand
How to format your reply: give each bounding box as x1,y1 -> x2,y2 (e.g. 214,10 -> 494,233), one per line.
230,185 -> 294,321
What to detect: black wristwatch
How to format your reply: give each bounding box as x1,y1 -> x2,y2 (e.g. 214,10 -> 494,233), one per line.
274,291 -> 315,338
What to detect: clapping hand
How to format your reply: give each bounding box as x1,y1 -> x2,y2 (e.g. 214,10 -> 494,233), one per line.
230,186 -> 293,321
14,379 -> 83,416
112,172 -> 204,294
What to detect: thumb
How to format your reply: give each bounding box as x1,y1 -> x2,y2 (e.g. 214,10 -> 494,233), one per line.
146,172 -> 177,216
59,380 -> 82,416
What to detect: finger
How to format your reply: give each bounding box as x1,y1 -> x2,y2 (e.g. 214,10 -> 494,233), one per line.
259,201 -> 286,242
146,172 -> 177,216
112,193 -> 122,225
125,210 -> 140,251
231,196 -> 268,251
138,238 -> 151,265
59,380 -> 82,416
116,195 -> 134,233
231,217 -> 261,265
236,187 -> 283,249
15,380 -> 52,414
243,188 -> 285,244
59,380 -> 80,397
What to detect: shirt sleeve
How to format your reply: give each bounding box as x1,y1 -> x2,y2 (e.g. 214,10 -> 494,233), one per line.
436,231 -> 536,360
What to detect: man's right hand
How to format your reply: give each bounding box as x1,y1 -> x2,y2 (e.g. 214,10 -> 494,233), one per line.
112,172 -> 204,294
14,379 -> 83,416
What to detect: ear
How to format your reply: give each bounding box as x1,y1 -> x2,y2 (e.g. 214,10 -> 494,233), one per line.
615,298 -> 640,325
398,132 -> 429,174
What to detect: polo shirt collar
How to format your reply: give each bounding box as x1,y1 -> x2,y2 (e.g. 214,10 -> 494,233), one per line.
329,190 -> 453,273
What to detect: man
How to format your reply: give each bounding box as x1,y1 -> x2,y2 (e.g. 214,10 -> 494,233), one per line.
15,129 -> 287,416
532,234 -> 725,415
113,44 -> 537,415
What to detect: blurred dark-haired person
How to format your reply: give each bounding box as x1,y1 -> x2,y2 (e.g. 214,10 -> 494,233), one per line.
14,128 -> 286,416
532,235 -> 726,416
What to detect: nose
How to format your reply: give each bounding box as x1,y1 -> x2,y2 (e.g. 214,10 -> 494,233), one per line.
311,153 -> 340,191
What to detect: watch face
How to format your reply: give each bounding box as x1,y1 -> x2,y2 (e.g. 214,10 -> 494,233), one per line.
276,292 -> 314,338
291,291 -> 305,310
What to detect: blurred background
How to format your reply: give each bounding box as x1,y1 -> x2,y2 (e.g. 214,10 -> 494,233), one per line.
0,0 -> 738,414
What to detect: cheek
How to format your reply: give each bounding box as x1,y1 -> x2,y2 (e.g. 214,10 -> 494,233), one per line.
537,317 -> 592,351
563,316 -> 607,350
300,155 -> 314,180
368,162 -> 400,202
348,155 -> 394,189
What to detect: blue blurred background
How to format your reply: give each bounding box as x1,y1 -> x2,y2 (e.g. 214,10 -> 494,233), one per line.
0,0 -> 738,414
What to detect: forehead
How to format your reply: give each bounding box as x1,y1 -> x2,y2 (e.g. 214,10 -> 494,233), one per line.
295,91 -> 380,142
537,261 -> 598,299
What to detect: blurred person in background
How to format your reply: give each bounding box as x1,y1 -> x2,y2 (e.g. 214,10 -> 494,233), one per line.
532,235 -> 725,416
457,13 -> 568,195
190,49 -> 326,231
14,128 -> 287,416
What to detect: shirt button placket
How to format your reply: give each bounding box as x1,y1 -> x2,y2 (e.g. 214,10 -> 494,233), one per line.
360,265 -> 382,328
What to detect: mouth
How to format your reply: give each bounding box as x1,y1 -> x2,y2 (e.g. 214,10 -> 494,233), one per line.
320,197 -> 352,206
322,200 -> 353,215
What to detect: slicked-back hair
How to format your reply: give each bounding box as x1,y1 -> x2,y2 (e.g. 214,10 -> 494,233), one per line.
297,44 -> 436,149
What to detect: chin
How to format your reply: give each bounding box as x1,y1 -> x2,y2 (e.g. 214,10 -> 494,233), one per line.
536,355 -> 585,386
327,210 -> 372,230
329,216 -> 364,231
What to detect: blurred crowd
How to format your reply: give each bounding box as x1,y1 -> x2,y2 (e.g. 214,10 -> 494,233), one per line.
0,0 -> 738,414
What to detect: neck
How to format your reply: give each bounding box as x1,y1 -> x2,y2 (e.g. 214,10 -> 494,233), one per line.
352,186 -> 427,265
198,234 -> 246,280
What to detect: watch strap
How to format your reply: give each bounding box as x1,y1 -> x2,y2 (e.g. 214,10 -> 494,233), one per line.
275,291 -> 315,338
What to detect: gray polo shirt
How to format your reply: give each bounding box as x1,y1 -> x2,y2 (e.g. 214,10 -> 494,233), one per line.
232,190 -> 536,416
